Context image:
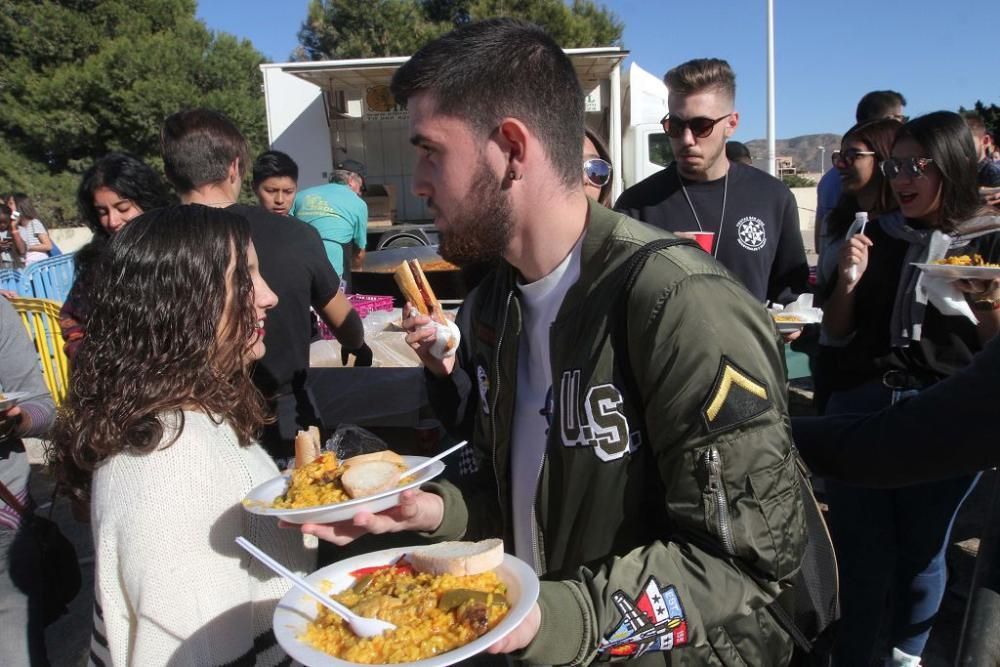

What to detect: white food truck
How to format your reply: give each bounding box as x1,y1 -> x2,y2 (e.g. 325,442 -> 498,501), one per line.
260,49 -> 671,234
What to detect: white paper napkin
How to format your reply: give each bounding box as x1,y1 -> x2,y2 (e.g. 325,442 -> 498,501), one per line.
920,275 -> 978,325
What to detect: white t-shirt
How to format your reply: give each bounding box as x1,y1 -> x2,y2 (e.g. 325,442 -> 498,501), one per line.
510,238 -> 583,569
17,219 -> 48,265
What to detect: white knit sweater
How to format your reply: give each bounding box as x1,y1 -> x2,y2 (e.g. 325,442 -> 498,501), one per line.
90,411 -> 313,666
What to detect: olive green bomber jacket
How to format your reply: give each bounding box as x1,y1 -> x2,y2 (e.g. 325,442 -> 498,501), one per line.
426,203 -> 807,665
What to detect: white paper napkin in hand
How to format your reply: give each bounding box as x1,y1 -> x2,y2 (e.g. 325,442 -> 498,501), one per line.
408,307 -> 461,359
920,275 -> 979,325
427,319 -> 461,359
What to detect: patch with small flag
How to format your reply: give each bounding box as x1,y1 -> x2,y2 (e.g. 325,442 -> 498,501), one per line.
701,357 -> 771,434
598,576 -> 689,658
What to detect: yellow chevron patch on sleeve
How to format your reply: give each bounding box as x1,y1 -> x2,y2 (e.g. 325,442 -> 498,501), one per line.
702,358 -> 772,433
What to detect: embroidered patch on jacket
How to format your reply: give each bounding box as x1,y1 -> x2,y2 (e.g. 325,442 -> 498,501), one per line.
558,370 -> 638,462
476,364 -> 490,415
599,576 -> 689,657
474,321 -> 496,346
701,357 -> 771,433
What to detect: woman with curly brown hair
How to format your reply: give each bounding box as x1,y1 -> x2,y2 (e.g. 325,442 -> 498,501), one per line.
49,204 -> 309,665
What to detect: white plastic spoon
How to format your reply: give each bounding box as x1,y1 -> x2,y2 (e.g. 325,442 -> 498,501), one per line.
404,440 -> 468,478
235,536 -> 395,638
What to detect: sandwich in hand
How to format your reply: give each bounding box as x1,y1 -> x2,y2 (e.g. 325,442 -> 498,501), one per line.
394,259 -> 460,359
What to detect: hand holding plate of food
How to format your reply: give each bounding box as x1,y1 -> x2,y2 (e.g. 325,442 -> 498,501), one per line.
273,539 -> 540,667
913,254 -> 1000,280
768,294 -> 823,333
242,428 -> 449,525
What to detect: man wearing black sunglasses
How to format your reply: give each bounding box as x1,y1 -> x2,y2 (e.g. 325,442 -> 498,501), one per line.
815,90 -> 907,266
615,58 -> 808,306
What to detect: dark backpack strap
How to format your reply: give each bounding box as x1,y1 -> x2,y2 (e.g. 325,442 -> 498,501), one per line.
611,238 -> 839,658
612,237 -> 699,401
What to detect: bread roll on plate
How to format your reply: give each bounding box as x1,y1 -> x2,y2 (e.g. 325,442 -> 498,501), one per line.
340,450 -> 406,470
294,426 -> 322,468
341,460 -> 404,498
407,538 -> 505,576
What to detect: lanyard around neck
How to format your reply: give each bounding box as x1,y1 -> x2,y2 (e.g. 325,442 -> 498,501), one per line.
677,169 -> 728,258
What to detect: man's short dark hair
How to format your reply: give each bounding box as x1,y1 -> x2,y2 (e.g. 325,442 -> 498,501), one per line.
161,109 -> 250,193
390,18 -> 584,189
856,90 -> 907,123
961,111 -> 988,137
725,141 -> 752,164
252,151 -> 299,188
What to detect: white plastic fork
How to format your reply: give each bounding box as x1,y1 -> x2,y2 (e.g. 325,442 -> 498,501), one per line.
235,536 -> 396,638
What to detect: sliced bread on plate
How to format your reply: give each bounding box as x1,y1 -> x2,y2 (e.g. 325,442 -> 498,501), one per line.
407,538 -> 504,576
341,460 -> 403,498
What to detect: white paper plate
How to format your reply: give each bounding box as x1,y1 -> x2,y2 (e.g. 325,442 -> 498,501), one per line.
0,392 -> 33,412
243,455 -> 444,524
273,546 -> 540,667
913,263 -> 1000,280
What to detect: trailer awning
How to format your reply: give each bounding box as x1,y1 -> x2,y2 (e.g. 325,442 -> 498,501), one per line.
264,47 -> 629,92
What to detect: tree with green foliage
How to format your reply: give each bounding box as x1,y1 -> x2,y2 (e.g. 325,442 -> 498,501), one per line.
0,0 -> 268,226
294,0 -> 624,61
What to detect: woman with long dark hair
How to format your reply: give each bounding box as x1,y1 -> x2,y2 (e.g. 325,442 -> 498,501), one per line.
49,205 -> 306,665
817,117 -> 903,290
61,154 -> 173,359
817,111 -> 1000,666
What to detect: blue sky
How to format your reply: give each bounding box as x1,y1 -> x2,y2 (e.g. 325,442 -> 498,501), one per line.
197,0 -> 996,141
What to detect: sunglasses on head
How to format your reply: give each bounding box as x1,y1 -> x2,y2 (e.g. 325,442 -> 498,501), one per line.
881,157 -> 935,180
831,149 -> 876,167
660,113 -> 732,139
583,158 -> 612,188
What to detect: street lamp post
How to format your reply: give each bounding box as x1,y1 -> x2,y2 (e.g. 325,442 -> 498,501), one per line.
766,0 -> 776,176
818,146 -> 826,175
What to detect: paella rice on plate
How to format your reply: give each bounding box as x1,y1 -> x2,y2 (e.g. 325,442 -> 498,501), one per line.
301,563 -> 510,663
271,452 -> 411,509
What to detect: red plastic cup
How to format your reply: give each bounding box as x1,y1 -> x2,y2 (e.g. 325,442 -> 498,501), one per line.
691,231 -> 715,253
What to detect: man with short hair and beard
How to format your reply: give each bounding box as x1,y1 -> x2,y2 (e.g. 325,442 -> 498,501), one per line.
296,19 -> 809,666
160,109 -> 372,465
615,59 -> 808,305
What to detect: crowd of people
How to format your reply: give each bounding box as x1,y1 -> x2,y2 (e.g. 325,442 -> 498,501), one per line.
1,15 -> 999,667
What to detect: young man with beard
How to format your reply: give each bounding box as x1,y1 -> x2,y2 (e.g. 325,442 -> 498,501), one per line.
160,109 -> 372,465
297,19 -> 809,666
615,59 -> 808,305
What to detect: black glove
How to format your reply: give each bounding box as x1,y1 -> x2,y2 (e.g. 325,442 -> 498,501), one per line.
341,341 -> 373,367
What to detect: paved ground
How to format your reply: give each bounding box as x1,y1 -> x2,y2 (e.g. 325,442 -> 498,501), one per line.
27,384 -> 992,665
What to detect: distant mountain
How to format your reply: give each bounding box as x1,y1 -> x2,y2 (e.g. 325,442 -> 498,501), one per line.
744,134 -> 841,174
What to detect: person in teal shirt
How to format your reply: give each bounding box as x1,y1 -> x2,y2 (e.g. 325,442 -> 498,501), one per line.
291,169 -> 368,287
